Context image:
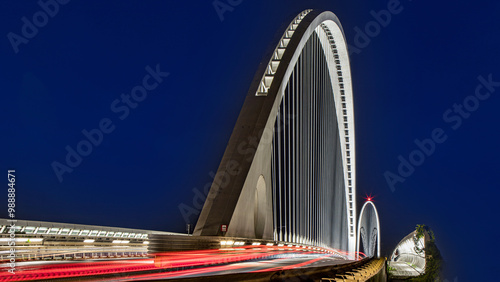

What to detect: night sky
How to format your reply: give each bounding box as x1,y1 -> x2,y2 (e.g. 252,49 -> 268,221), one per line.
1,1 -> 499,280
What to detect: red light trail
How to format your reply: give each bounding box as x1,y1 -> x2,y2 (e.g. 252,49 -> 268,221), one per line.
0,245 -> 358,281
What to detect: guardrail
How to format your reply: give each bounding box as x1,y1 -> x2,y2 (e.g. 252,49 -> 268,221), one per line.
321,257 -> 386,281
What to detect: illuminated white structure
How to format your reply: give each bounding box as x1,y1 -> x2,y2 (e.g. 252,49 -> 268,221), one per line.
194,9 -> 357,254
0,219 -> 174,261
356,200 -> 381,258
389,231 -> 426,276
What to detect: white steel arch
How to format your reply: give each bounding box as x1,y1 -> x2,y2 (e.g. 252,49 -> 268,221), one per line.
194,9 -> 357,256
356,201 -> 381,258
265,10 -> 357,254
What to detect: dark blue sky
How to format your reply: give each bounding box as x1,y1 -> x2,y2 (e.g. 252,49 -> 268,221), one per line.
1,1 -> 499,280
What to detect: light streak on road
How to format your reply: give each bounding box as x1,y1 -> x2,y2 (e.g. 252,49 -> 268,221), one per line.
0,245 -> 355,281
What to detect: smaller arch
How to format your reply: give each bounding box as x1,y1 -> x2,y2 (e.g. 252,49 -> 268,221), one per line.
356,201 -> 381,258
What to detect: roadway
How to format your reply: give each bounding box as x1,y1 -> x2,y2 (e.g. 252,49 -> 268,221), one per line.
0,245 -> 355,281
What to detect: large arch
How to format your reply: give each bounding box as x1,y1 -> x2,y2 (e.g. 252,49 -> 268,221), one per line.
194,9 -> 356,254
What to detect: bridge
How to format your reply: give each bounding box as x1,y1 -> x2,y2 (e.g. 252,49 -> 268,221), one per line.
0,9 -> 384,281
194,8 -> 357,253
